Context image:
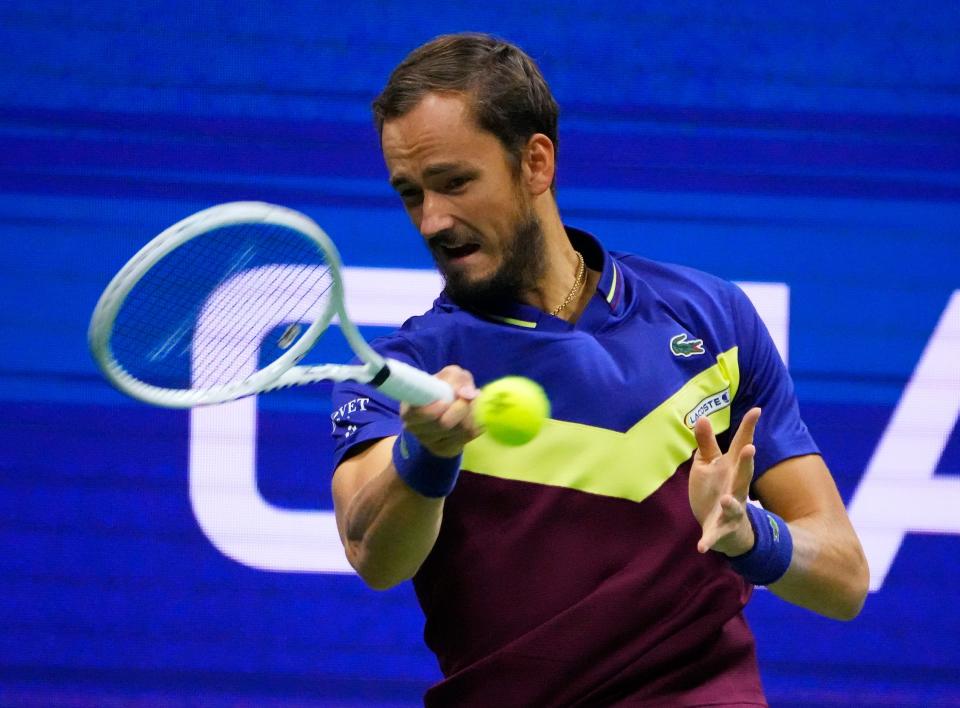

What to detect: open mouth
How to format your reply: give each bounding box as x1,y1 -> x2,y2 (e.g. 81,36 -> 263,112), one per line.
434,243 -> 480,263
439,243 -> 481,261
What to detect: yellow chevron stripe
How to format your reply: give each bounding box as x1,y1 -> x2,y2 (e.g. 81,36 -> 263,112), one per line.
462,347 -> 740,503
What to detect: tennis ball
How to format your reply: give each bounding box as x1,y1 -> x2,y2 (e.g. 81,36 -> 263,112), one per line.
475,376 -> 550,446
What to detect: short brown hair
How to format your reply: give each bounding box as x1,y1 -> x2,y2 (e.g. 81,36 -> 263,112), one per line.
373,33 -> 559,170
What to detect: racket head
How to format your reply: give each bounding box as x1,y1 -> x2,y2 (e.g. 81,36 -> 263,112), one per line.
89,202 -> 349,407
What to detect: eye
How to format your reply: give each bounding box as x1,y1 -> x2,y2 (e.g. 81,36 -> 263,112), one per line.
398,188 -> 423,206
444,176 -> 470,192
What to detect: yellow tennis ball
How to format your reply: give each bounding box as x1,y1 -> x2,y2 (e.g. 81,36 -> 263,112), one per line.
475,376 -> 550,446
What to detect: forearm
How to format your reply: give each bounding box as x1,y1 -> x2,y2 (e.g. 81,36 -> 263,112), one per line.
333,437 -> 446,590
767,513 -> 869,620
341,463 -> 444,589
332,367 -> 479,589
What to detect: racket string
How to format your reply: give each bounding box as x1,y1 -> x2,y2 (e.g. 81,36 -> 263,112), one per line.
197,260 -> 332,385
112,222 -> 338,391
192,233 -> 333,388
192,259 -> 334,388
189,244 -> 280,387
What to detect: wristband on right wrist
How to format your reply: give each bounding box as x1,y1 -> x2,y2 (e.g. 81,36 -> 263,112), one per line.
391,432 -> 461,498
728,503 -> 793,586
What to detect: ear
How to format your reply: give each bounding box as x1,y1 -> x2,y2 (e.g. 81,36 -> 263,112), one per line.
521,133 -> 556,196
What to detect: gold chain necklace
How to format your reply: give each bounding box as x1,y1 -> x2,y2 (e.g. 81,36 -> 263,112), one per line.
549,251 -> 585,317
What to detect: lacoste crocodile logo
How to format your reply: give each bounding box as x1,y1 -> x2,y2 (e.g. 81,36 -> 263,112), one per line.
768,514 -> 781,542
670,333 -> 705,357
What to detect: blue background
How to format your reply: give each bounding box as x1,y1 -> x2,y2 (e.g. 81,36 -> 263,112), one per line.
1,1 -> 958,705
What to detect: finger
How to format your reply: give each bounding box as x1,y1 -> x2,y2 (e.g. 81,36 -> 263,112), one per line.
697,518 -> 724,554
457,382 -> 480,401
401,398 -> 451,427
436,397 -> 475,432
728,407 -> 761,458
404,394 -> 481,441
693,415 -> 723,462
697,519 -> 717,554
401,374 -> 476,425
733,443 -> 756,499
696,501 -> 725,553
435,365 -> 479,400
403,413 -> 474,458
719,494 -> 746,520
697,495 -> 746,553
399,366 -> 482,456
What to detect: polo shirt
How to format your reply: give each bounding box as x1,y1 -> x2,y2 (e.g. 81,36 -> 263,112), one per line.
331,226 -> 818,706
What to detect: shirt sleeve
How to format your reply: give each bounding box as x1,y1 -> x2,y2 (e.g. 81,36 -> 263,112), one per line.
728,283 -> 820,480
329,333 -> 424,470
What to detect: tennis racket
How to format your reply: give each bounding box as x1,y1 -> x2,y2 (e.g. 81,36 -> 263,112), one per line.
88,201 -> 453,408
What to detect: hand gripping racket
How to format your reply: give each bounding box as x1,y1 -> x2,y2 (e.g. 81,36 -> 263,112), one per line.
88,201 -> 454,408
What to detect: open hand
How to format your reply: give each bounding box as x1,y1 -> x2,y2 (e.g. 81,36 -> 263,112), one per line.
688,407 -> 761,556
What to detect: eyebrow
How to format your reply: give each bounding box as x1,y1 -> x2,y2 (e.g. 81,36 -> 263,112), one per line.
390,162 -> 471,189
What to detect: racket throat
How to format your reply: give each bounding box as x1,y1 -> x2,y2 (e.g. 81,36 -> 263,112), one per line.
368,363 -> 392,388
264,361 -> 382,392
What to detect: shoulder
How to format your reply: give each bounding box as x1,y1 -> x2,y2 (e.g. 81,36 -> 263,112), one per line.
366,293 -> 473,365
396,293 -> 461,333
613,253 -> 749,320
615,253 -> 736,296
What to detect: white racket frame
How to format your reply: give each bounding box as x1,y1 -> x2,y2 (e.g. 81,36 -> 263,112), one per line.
88,201 -> 453,408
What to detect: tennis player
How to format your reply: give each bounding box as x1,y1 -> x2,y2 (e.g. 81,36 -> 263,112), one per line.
330,33 -> 868,706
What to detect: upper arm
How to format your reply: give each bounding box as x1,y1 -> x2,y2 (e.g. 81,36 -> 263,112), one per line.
728,285 -> 868,613
726,285 -> 820,476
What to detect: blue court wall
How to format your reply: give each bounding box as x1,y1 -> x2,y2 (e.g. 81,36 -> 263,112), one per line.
0,2 -> 958,705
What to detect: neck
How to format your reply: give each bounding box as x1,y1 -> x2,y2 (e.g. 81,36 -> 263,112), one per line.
521,206 -> 594,320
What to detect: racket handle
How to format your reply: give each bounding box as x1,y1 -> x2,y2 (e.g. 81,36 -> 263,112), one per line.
376,358 -> 455,406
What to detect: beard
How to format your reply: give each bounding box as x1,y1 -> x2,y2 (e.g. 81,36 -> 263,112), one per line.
428,207 -> 546,312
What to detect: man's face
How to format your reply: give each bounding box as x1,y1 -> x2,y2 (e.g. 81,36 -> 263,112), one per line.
380,92 -> 544,308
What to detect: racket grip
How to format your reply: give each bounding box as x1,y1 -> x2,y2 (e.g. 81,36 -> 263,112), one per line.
376,358 -> 455,406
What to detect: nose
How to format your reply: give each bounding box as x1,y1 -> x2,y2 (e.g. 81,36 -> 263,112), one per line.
418,191 -> 455,239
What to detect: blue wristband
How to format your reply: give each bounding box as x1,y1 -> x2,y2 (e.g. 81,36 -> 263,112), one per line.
729,504 -> 793,586
392,432 -> 461,498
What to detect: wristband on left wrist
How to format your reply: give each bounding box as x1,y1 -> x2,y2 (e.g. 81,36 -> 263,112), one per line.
728,504 -> 793,586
